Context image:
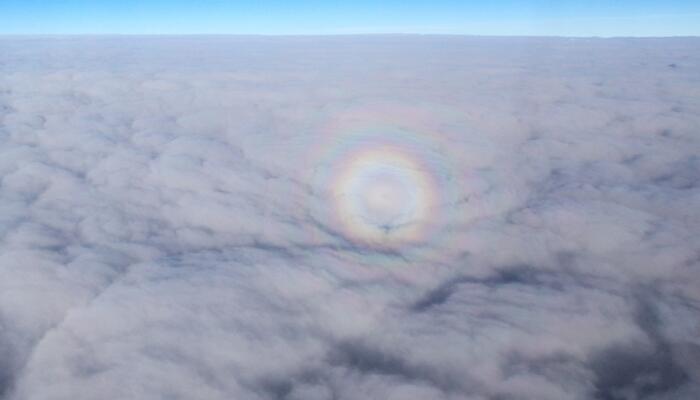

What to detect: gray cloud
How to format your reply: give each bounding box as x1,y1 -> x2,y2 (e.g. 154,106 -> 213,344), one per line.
0,36 -> 699,399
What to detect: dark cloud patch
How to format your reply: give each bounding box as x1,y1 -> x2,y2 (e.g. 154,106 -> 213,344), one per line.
0,341 -> 14,399
590,342 -> 689,400
589,293 -> 693,400
411,265 -> 557,312
327,339 -> 469,395
328,340 -> 426,382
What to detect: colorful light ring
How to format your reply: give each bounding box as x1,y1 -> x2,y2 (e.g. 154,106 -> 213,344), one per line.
311,126 -> 453,250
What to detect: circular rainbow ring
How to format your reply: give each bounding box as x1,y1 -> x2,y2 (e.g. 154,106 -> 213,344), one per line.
312,127 -> 450,249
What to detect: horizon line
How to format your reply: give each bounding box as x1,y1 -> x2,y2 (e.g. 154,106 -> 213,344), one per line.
1,33 -> 699,39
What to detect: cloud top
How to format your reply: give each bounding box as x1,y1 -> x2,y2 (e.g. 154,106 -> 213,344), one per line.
0,36 -> 699,400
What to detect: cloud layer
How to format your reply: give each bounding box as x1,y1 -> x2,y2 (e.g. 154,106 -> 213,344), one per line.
1,36 -> 699,400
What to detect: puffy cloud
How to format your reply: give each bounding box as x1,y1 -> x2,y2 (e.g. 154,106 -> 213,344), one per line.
0,36 -> 699,399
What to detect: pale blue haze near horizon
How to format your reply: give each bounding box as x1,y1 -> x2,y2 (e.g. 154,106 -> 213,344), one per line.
1,0 -> 700,36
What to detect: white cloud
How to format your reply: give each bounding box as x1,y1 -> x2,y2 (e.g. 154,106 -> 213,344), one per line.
0,36 -> 699,399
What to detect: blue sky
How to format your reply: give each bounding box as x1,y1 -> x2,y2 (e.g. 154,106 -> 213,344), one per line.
1,0 -> 699,36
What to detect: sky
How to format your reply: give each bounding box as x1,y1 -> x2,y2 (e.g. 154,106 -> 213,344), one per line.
1,0 -> 699,36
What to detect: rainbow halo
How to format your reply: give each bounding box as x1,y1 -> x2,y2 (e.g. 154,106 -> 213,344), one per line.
333,147 -> 434,243
313,127 -> 449,249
